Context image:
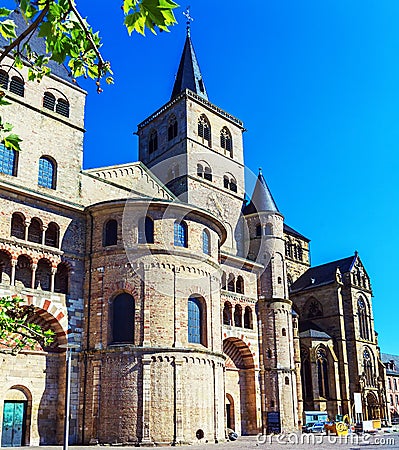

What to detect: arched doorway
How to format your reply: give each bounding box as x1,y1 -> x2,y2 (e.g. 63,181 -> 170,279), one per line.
1,387 -> 31,447
223,338 -> 257,435
366,392 -> 380,420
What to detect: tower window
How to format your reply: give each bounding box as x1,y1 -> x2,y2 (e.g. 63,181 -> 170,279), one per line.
112,293 -> 135,344
0,144 -> 17,176
104,219 -> 118,246
198,114 -> 211,144
139,216 -> 154,244
168,115 -> 178,140
223,176 -> 229,189
244,306 -> 253,329
223,174 -> 237,192
174,221 -> 187,248
38,156 -> 56,189
56,98 -> 70,118
227,273 -> 235,292
234,304 -> 243,327
11,213 -> 25,240
27,218 -> 42,244
220,127 -> 233,156
202,229 -> 210,255
149,129 -> 158,153
236,276 -> 244,294
188,296 -> 205,344
197,163 -> 204,177
45,222 -> 59,247
43,92 -> 56,111
9,76 -> 24,97
256,224 -> 262,237
204,166 -> 212,181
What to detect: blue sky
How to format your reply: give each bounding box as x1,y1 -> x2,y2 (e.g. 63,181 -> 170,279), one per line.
61,2 -> 398,353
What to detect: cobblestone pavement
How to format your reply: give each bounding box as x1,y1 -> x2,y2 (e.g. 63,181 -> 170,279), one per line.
10,432 -> 399,450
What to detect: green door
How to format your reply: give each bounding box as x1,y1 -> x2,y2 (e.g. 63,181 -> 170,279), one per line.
1,401 -> 26,447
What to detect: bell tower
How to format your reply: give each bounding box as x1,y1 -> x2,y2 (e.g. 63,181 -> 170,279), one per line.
137,30 -> 246,255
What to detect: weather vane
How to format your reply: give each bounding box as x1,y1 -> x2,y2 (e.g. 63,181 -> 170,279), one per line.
183,6 -> 194,36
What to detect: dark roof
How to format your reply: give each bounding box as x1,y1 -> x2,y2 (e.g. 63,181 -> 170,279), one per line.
299,329 -> 332,339
244,169 -> 279,215
171,32 -> 208,101
284,223 -> 310,242
381,353 -> 399,375
290,255 -> 356,293
0,10 -> 74,84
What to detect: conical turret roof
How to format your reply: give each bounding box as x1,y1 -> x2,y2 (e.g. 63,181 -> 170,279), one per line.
244,169 -> 279,215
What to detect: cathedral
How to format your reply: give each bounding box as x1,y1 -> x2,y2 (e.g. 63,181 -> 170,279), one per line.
0,14 -> 389,447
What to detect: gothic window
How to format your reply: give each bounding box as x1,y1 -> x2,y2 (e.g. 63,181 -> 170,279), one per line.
55,262 -> 69,294
285,240 -> 292,258
0,144 -> 17,176
0,70 -> 9,89
168,115 -> 178,140
103,219 -> 118,246
198,114 -> 211,144
256,224 -> 262,237
316,347 -> 330,399
197,163 -> 204,177
45,222 -> 59,247
305,297 -> 323,319
220,127 -> 233,156
43,92 -> 56,110
358,297 -> 371,340
244,306 -> 253,329
301,347 -> 313,399
11,212 -> 25,239
56,98 -> 70,117
112,293 -> 135,343
223,302 -> 232,325
28,218 -> 42,244
227,273 -> 235,292
234,304 -> 242,327
38,156 -> 56,189
148,129 -> 158,153
202,229 -> 210,255
364,349 -> 375,387
188,296 -> 205,344
297,245 -> 303,261
174,221 -> 187,247
236,275 -> 244,294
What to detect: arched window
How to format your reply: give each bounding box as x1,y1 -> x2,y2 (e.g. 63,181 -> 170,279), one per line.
256,224 -> 262,237
202,229 -> 210,255
197,163 -> 204,177
236,275 -> 244,294
168,115 -> 178,140
223,302 -> 232,326
221,271 -> 227,290
204,166 -> 212,181
145,216 -> 154,244
188,296 -> 205,344
27,218 -> 42,244
305,297 -> 323,319
38,156 -> 56,189
56,98 -> 70,117
9,76 -> 24,97
316,347 -> 330,399
198,115 -> 211,144
0,70 -> 9,89
297,245 -> 303,261
35,258 -> 52,291
174,221 -> 187,247
0,250 -> 12,284
55,262 -> 69,294
265,223 -> 273,235
220,127 -> 232,155
227,273 -> 235,292
0,144 -> 17,176
103,219 -> 118,246
45,222 -> 59,247
230,177 -> 237,193
112,293 -> 135,343
11,213 -> 25,239
282,328 -> 287,336
15,255 -> 32,288
301,347 -> 313,399
148,129 -> 158,153
234,304 -> 242,327
43,92 -> 56,111
223,174 -> 237,192
285,240 -> 292,257
244,306 -> 253,329
358,297 -> 370,340
364,349 -> 375,387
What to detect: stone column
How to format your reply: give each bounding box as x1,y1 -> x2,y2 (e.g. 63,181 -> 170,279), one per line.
42,226 -> 48,246
31,263 -> 37,289
24,221 -> 30,241
174,358 -> 184,444
141,356 -> 152,444
142,264 -> 151,347
173,266 -> 182,347
50,267 -> 57,292
10,259 -> 17,286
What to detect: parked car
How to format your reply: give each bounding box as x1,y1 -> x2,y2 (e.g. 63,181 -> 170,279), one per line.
303,422 -> 325,434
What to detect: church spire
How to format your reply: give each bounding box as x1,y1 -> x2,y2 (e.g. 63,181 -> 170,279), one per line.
245,168 -> 279,215
171,20 -> 208,101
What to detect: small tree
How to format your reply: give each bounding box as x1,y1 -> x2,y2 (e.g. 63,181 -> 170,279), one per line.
0,296 -> 55,354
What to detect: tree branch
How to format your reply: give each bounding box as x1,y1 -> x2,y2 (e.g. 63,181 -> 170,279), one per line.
0,4 -> 50,65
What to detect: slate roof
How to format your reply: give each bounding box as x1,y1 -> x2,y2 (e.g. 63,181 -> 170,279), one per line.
381,353 -> 399,376
171,32 -> 208,101
284,223 -> 310,242
0,10 -> 74,84
290,255 -> 356,293
299,329 -> 332,339
244,169 -> 279,215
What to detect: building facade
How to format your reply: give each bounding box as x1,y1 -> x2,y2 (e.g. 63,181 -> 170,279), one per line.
382,354 -> 399,423
0,16 -> 389,446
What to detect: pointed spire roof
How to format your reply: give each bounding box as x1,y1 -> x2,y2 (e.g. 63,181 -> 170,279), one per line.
244,168 -> 279,215
171,31 -> 208,101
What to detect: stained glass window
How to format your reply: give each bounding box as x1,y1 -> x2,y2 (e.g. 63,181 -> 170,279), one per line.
0,144 -> 16,176
188,297 -> 202,344
38,157 -> 55,189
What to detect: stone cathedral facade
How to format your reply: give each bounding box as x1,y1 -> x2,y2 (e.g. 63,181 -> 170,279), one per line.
0,16 -> 389,447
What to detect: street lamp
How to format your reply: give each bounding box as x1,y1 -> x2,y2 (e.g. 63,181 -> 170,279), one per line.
59,339 -> 80,450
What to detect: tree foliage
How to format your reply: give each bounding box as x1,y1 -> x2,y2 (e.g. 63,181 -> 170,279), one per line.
0,0 -> 179,150
0,296 -> 55,354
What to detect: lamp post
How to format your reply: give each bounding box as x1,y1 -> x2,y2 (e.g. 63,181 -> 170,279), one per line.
59,340 -> 80,450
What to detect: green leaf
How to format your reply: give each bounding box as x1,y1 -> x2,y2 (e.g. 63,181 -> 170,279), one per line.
3,133 -> 22,151
0,19 -> 17,39
0,7 -> 12,18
